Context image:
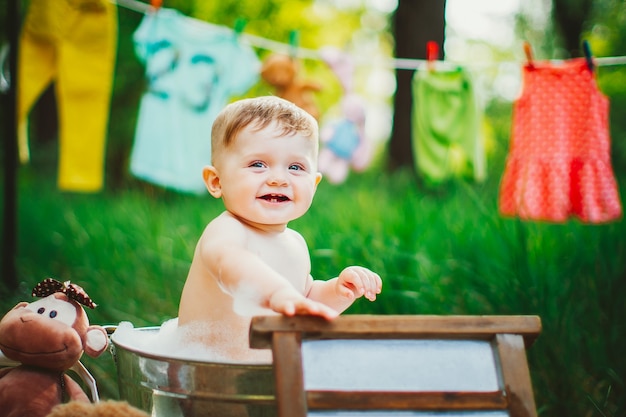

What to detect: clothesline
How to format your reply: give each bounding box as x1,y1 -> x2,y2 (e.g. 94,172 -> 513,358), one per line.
112,0 -> 626,70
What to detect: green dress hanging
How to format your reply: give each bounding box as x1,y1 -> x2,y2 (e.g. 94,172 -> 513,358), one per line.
411,67 -> 485,185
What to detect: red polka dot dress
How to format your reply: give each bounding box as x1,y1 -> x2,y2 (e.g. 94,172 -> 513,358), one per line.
499,58 -> 622,223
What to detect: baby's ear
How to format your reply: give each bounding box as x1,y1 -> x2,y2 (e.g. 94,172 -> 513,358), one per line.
203,166 -> 222,198
315,172 -> 323,187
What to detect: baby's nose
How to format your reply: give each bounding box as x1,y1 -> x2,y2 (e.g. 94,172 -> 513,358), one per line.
267,174 -> 288,186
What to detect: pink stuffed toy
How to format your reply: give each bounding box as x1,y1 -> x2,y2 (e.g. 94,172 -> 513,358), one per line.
0,279 -> 108,417
318,47 -> 372,184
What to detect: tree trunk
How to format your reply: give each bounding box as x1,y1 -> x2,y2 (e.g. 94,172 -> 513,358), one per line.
2,0 -> 20,291
388,0 -> 447,171
552,0 -> 593,57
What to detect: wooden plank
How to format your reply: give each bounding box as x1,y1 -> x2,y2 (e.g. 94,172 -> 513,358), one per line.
494,334 -> 538,417
307,390 -> 508,410
250,315 -> 542,349
271,331 -> 307,417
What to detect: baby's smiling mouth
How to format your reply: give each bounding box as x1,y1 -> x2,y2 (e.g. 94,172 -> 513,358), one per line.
259,194 -> 290,203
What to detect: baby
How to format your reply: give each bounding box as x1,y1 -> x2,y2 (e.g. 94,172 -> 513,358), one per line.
178,96 -> 381,363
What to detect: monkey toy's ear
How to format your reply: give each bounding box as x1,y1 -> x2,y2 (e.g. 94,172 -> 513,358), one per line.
83,325 -> 108,358
9,302 -> 28,311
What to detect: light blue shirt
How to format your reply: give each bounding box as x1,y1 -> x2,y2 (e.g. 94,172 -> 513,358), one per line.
130,9 -> 260,193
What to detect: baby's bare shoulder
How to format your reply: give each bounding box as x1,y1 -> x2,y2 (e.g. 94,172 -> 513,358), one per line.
283,227 -> 307,245
202,212 -> 248,241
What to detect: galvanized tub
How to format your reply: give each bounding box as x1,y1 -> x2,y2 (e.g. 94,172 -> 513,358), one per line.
110,326 -> 276,417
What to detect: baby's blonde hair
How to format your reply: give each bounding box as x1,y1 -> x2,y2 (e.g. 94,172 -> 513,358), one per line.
211,96 -> 318,163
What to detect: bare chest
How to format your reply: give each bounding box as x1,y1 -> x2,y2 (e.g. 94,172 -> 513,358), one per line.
246,232 -> 310,290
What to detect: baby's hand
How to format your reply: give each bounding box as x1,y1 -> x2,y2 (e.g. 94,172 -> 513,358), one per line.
269,287 -> 339,320
337,266 -> 382,302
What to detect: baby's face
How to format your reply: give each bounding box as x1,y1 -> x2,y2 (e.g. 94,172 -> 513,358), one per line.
213,122 -> 322,230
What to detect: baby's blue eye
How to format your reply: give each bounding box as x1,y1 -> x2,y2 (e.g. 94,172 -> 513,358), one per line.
49,310 -> 57,318
249,161 -> 265,168
289,164 -> 304,171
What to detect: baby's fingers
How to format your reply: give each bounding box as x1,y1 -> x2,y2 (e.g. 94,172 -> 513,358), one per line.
348,268 -> 382,301
272,300 -> 296,316
294,299 -> 339,320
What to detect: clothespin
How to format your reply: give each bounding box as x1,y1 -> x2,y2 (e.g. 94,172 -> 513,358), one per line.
582,39 -> 594,72
150,0 -> 162,12
523,41 -> 534,68
233,18 -> 247,38
288,30 -> 300,58
426,41 -> 439,71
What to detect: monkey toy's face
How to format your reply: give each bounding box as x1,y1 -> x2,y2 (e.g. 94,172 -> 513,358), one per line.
0,294 -> 107,371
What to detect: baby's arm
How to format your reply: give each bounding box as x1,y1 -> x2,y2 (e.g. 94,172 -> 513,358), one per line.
199,217 -> 338,320
307,266 -> 382,313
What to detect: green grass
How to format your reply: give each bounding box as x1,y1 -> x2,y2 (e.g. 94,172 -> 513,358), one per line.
1,154 -> 625,416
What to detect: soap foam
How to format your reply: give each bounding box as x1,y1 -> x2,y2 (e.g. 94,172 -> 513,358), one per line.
112,319 -> 230,362
112,318 -> 272,364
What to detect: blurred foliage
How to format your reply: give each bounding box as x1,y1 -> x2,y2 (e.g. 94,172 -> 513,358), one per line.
585,0 -> 626,174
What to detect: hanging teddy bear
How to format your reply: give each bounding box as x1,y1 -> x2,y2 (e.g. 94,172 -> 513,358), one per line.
317,47 -> 372,184
0,278 -> 108,417
260,53 -> 323,119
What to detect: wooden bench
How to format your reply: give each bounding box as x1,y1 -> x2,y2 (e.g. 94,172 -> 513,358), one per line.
250,314 -> 541,417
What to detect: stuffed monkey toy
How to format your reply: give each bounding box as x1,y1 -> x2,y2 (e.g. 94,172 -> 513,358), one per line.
260,53 -> 322,119
0,279 -> 108,417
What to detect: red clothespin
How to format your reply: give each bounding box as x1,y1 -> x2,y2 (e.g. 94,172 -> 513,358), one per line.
150,0 -> 162,11
582,40 -> 594,72
426,41 -> 439,71
523,41 -> 534,68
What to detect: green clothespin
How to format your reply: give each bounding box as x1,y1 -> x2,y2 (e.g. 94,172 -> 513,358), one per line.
234,18 -> 247,37
288,30 -> 299,57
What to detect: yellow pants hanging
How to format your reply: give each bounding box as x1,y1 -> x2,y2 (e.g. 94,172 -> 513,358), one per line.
18,0 -> 117,192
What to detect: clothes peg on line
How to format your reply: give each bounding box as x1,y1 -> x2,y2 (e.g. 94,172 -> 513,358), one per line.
234,18 -> 247,38
426,40 -> 439,71
288,30 -> 300,58
582,40 -> 594,72
523,41 -> 534,68
150,0 -> 162,11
